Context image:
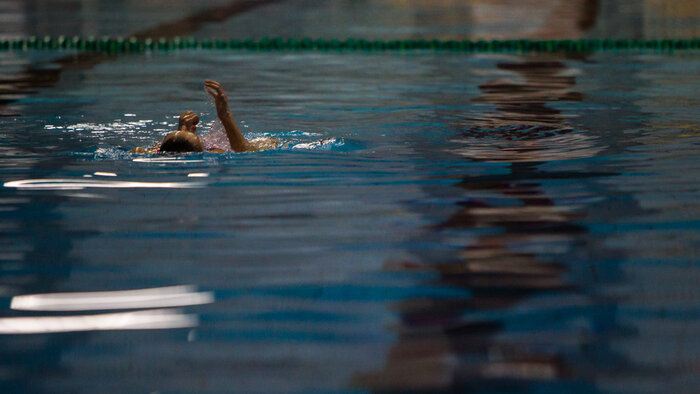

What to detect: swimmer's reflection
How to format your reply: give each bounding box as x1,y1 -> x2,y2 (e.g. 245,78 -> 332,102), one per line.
358,53 -> 611,391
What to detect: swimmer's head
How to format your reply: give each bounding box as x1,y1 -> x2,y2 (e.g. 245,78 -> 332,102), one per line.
160,129 -> 204,153
178,111 -> 199,133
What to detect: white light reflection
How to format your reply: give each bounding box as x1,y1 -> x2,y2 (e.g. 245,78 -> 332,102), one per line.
93,172 -> 117,177
187,173 -> 209,178
0,309 -> 197,334
132,157 -> 204,164
62,192 -> 108,200
4,179 -> 204,190
11,285 -> 213,311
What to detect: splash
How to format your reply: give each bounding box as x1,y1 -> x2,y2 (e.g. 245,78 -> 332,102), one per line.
200,122 -> 350,152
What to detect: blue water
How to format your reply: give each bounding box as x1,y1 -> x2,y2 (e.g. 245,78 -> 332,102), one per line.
1,47 -> 700,393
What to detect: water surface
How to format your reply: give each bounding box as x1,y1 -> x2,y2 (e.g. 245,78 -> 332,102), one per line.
1,49 -> 699,393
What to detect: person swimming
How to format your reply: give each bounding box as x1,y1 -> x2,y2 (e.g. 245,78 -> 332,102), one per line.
132,80 -> 275,153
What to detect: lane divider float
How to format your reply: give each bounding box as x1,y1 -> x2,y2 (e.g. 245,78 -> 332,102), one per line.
1,36 -> 698,53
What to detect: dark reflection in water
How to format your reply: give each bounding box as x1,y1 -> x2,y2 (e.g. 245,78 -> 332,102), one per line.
449,58 -> 603,164
472,61 -> 583,128
355,44 -> 648,391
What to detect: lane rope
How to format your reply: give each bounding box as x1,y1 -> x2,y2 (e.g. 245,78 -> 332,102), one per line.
1,36 -> 698,53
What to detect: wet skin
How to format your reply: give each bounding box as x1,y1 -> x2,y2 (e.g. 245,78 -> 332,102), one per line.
132,80 -> 259,153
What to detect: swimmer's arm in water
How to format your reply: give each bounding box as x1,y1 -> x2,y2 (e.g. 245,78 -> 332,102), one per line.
205,80 -> 256,152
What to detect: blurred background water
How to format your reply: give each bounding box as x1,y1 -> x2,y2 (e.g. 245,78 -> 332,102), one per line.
0,1 -> 699,393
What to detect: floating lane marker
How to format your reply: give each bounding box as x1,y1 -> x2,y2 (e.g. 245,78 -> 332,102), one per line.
3,179 -> 205,190
1,37 -> 698,53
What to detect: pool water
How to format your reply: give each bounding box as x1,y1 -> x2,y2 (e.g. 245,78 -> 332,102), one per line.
1,48 -> 699,393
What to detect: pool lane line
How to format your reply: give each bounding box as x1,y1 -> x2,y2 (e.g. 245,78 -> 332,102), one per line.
2,37 -> 699,53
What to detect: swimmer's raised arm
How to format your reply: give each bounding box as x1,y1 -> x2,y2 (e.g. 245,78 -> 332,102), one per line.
205,80 -> 255,152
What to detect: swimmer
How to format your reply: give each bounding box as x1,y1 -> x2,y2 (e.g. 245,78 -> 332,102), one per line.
132,80 -> 275,153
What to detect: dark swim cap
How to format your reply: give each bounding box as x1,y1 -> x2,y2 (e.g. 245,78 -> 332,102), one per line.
160,131 -> 203,152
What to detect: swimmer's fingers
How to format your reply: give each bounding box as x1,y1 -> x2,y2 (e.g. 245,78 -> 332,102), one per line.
205,80 -> 223,93
207,81 -> 227,94
205,82 -> 218,93
205,84 -> 227,103
205,82 -> 219,96
205,80 -> 230,116
205,86 -> 219,97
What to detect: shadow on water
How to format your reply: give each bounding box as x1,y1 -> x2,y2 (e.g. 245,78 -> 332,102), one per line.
355,44 -> 650,393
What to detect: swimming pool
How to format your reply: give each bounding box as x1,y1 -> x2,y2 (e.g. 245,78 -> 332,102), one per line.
2,0 -> 700,391
1,46 -> 698,393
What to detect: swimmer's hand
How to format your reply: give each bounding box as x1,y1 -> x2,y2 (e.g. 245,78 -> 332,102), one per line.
204,79 -> 255,152
205,80 -> 229,116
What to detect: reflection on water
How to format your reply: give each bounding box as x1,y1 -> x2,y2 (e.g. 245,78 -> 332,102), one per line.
357,44 -> 620,391
3,285 -> 213,334
187,172 -> 210,178
4,179 -> 206,190
0,309 -> 197,334
11,285 -> 213,311
471,60 -> 582,128
449,124 -> 602,163
450,59 -> 603,162
132,157 -> 206,164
